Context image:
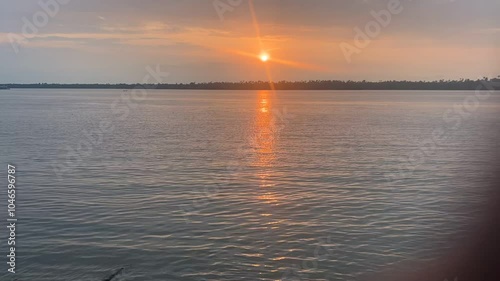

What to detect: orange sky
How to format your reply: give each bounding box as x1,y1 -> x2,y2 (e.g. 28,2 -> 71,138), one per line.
1,0 -> 498,83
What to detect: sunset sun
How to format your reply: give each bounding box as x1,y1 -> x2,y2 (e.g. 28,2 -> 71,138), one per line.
260,54 -> 269,62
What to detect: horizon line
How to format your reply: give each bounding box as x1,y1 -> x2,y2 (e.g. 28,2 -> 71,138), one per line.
2,76 -> 500,86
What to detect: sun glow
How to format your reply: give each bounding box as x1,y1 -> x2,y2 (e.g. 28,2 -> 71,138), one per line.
260,53 -> 269,62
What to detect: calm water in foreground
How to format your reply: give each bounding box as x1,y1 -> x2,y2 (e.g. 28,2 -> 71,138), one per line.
0,89 -> 499,281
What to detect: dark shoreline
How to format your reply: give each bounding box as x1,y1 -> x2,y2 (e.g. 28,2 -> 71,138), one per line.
2,78 -> 499,91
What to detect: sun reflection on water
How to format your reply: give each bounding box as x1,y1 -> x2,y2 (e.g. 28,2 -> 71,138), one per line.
252,91 -> 281,205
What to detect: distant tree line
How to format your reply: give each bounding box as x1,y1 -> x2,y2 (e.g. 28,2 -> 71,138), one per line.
4,77 -> 499,90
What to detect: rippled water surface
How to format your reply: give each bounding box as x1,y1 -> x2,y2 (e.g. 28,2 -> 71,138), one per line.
0,89 -> 499,280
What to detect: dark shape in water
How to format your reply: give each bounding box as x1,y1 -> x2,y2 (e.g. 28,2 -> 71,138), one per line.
102,268 -> 124,281
0,85 -> 10,90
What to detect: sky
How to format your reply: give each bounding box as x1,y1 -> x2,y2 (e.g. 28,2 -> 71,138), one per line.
0,0 -> 499,83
